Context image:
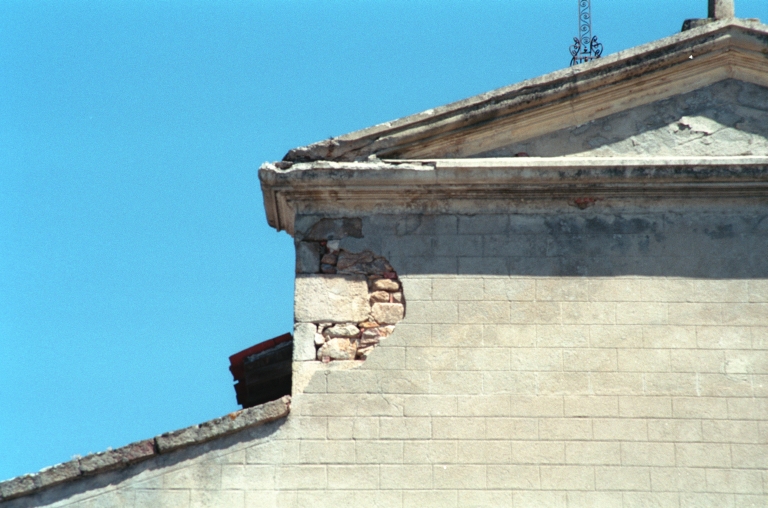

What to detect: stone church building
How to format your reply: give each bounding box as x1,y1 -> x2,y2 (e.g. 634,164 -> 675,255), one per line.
2,6 -> 767,507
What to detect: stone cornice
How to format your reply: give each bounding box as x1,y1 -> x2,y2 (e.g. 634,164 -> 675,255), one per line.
259,158 -> 768,235
282,19 -> 768,162
0,397 -> 290,504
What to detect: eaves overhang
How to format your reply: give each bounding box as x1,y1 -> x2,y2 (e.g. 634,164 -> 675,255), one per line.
259,157 -> 768,235
282,19 -> 768,162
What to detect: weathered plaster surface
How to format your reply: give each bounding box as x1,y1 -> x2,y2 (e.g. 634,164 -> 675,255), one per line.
477,80 -> 768,158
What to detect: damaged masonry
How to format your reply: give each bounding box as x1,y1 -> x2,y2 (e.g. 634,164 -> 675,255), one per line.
293,218 -> 405,362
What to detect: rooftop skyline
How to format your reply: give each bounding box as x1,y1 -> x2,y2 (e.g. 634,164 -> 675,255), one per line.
2,0 -> 767,482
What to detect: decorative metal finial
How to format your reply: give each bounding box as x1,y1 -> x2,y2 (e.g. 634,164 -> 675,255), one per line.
569,0 -> 603,66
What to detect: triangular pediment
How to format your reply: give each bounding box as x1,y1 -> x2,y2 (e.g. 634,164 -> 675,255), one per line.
476,79 -> 768,158
283,19 -> 768,162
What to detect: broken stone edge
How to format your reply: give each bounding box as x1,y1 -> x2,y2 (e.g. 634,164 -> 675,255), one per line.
0,396 -> 290,503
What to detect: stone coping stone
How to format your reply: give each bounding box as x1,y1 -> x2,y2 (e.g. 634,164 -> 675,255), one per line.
0,396 -> 290,503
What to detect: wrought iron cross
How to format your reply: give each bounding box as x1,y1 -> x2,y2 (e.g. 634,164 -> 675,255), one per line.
569,0 -> 603,66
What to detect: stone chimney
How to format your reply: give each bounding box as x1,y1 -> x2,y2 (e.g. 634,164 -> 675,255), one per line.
682,0 -> 735,30
709,0 -> 735,19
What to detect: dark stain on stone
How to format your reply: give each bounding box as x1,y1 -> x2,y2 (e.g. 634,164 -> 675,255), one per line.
705,224 -> 736,239
558,259 -> 585,276
336,250 -> 393,275
304,218 -> 363,241
609,235 -> 631,254
544,218 -> 583,235
638,235 -> 651,253
584,216 -> 656,235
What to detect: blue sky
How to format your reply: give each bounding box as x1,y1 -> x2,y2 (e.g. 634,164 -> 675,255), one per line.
1,0 -> 766,481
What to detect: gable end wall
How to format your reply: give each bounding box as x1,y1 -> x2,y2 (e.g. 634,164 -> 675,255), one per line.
10,200 -> 767,508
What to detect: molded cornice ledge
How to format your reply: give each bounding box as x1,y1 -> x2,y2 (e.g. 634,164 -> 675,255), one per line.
259,157 -> 768,235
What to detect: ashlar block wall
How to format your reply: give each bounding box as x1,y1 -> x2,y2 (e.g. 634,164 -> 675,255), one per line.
8,201 -> 767,508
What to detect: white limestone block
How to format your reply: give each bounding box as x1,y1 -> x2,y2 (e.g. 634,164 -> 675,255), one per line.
317,338 -> 357,361
293,322 -> 318,361
295,275 -> 370,323
371,303 -> 405,325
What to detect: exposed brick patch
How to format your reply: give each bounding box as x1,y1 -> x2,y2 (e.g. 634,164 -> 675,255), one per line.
0,396 -> 290,503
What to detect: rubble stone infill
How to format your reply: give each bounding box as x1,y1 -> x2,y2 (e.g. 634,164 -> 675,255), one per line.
295,241 -> 405,362
314,248 -> 404,361
0,396 -> 290,503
